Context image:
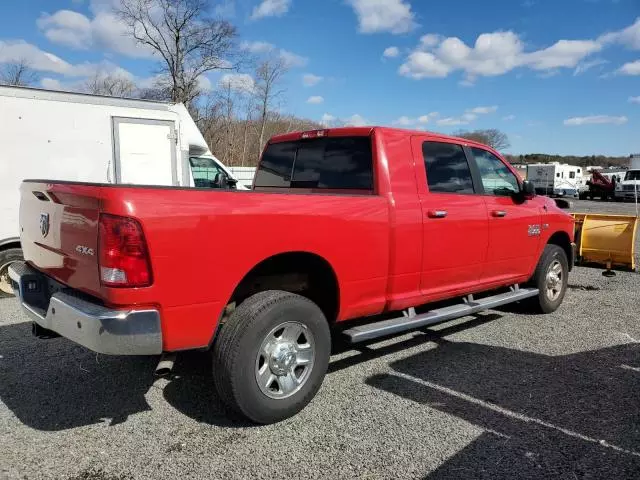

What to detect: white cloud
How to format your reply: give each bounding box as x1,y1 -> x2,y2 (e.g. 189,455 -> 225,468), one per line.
419,112 -> 439,122
280,49 -> 308,68
393,115 -> 413,126
434,107 -> 495,127
563,115 -> 628,126
37,8 -> 155,59
251,0 -> 291,20
320,113 -> 336,126
347,0 -> 417,34
399,27 -> 607,80
467,105 -> 498,114
618,60 -> 640,75
0,39 -> 132,78
598,17 -> 640,50
303,73 -> 323,86
241,40 -> 276,54
437,117 -> 471,126
420,34 -> 441,48
573,58 -> 608,75
399,51 -> 451,79
392,112 -> 439,126
240,41 -> 308,68
345,114 -> 368,126
383,46 -> 400,58
219,73 -> 255,93
198,75 -> 213,92
629,96 -> 640,104
40,78 -> 65,90
307,95 -> 324,104
525,40 -> 602,70
502,114 -> 516,121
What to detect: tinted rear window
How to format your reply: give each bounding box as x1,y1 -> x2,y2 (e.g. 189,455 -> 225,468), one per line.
253,137 -> 373,191
422,141 -> 474,194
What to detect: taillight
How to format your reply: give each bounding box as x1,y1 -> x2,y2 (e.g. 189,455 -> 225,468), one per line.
98,214 -> 152,288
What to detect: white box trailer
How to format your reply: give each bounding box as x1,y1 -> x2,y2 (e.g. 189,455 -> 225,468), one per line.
0,85 -> 241,296
526,162 -> 586,197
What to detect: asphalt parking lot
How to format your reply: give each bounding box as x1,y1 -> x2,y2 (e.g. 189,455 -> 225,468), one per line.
1,199 -> 639,480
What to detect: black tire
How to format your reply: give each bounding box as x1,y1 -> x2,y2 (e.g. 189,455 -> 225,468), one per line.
526,244 -> 569,313
0,248 -> 23,298
212,290 -> 331,424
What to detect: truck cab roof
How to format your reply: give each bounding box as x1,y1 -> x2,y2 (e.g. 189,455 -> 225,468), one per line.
268,126 -> 498,153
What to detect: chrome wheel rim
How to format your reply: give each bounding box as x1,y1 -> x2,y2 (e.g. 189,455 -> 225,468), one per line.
545,260 -> 563,301
255,321 -> 315,399
0,262 -> 14,295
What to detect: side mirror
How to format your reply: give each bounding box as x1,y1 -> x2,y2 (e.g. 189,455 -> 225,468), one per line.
521,180 -> 535,198
212,172 -> 228,189
226,177 -> 238,188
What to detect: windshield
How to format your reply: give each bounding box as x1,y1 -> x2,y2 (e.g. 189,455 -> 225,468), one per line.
189,157 -> 232,189
624,170 -> 640,181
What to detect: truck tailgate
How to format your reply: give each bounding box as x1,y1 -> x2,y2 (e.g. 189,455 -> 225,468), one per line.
20,181 -> 102,297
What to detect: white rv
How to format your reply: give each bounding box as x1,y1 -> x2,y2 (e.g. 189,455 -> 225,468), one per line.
614,154 -> 640,201
526,162 -> 586,197
0,85 -> 242,296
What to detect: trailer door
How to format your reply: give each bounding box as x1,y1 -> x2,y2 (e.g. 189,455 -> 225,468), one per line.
113,117 -> 177,186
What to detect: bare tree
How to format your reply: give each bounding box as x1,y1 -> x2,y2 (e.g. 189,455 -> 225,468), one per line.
83,71 -> 137,97
0,59 -> 39,86
116,0 -> 237,106
253,56 -> 288,150
454,129 -> 511,151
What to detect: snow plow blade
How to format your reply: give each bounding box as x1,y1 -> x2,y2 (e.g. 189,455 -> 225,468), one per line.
572,213 -> 637,271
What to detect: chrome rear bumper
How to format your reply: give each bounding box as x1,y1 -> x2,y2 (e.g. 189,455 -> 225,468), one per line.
8,261 -> 162,355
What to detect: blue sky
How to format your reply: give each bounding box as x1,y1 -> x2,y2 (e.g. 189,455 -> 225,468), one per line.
1,0 -> 639,156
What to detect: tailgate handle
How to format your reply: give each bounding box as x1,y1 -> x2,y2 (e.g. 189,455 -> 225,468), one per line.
32,191 -> 50,202
427,210 -> 448,218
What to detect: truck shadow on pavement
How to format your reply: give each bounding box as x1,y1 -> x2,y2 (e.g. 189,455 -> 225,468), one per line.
0,321 -> 157,431
162,313 -> 504,426
0,313 -> 505,430
366,339 -> 640,479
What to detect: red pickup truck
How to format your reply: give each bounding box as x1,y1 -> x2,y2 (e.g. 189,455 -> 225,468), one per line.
10,127 -> 575,423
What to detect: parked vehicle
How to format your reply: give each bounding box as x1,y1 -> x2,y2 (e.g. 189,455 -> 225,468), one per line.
0,85 -> 242,297
527,162 -> 586,197
9,127 -> 575,423
614,155 -> 640,202
583,169 -> 623,200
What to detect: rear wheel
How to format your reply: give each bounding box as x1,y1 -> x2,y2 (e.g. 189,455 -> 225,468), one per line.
526,244 -> 568,313
212,290 -> 331,424
0,248 -> 23,298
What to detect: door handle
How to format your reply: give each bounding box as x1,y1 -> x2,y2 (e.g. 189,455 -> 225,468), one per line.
491,210 -> 507,218
427,210 -> 448,218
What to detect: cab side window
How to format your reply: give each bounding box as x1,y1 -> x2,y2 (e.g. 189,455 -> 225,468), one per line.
471,147 -> 520,196
422,141 -> 475,194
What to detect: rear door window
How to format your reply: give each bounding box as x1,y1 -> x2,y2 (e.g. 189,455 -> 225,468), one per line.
254,136 -> 373,191
422,141 -> 475,194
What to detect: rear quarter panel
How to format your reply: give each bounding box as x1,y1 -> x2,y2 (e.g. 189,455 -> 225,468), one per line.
100,187 -> 390,350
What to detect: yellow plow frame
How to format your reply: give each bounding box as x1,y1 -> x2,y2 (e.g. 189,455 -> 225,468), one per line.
571,213 -> 638,271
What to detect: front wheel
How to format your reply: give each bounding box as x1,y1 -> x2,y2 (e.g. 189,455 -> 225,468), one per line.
212,290 -> 331,424
526,244 -> 569,313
